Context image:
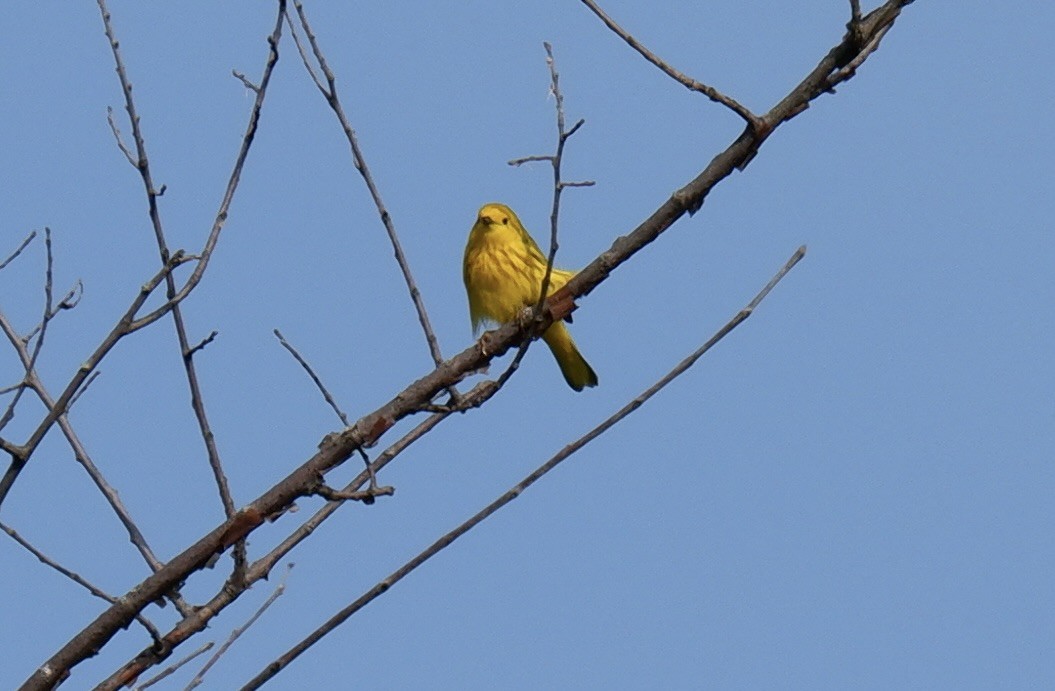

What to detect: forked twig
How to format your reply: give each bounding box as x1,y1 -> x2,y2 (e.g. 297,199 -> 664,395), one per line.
242,246 -> 806,688
497,42 -> 594,389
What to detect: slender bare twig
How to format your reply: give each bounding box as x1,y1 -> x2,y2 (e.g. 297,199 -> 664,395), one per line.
0,230 -> 36,271
242,246 -> 806,688
184,564 -> 293,690
578,0 -> 763,131
286,2 -> 447,373
0,521 -> 162,644
99,0 -> 240,576
105,106 -> 137,167
498,42 -> 594,389
134,643 -> 215,691
274,329 -> 349,426
28,4 -> 912,685
0,228 -> 57,433
536,42 -> 594,315
232,70 -> 260,93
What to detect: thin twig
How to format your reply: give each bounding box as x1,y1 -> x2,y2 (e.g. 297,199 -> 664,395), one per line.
850,0 -> 864,27
242,247 -> 806,688
134,643 -> 215,691
0,230 -> 36,271
499,43 -> 594,387
1,521 -> 162,644
185,330 -> 219,358
232,70 -> 260,93
184,564 -> 293,690
274,329 -> 349,426
98,0 -> 241,571
106,106 -> 137,167
0,229 -> 56,433
286,2 -> 447,375
578,0 -> 763,131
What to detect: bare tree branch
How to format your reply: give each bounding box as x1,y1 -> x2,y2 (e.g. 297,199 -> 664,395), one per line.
0,228 -> 57,433
98,407 -> 454,688
242,246 -> 806,687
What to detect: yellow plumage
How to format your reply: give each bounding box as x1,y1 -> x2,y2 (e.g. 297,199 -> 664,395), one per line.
463,203 -> 598,391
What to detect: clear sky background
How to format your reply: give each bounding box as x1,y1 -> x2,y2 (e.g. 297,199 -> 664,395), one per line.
1,2 -> 1052,689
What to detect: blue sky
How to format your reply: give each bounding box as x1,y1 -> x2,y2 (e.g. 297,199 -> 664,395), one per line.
1,2 -> 1053,689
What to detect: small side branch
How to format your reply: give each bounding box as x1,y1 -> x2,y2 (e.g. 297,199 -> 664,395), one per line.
274,329 -> 349,427
99,0 -> 240,559
286,2 -> 447,374
0,230 -> 36,272
502,42 -> 594,384
579,0 -> 763,132
1,521 -> 162,645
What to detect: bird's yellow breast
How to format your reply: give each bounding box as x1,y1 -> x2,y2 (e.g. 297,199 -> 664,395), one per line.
464,228 -> 539,328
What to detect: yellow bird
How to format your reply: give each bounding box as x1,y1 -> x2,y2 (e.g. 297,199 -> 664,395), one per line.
463,202 -> 598,391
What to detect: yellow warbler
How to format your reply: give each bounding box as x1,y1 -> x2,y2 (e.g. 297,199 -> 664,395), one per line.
463,202 -> 598,391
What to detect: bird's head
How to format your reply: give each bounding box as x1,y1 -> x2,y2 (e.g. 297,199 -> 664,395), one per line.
476,203 -> 517,230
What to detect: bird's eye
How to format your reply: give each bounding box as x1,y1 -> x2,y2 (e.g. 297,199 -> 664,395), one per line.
502,217 -> 509,225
